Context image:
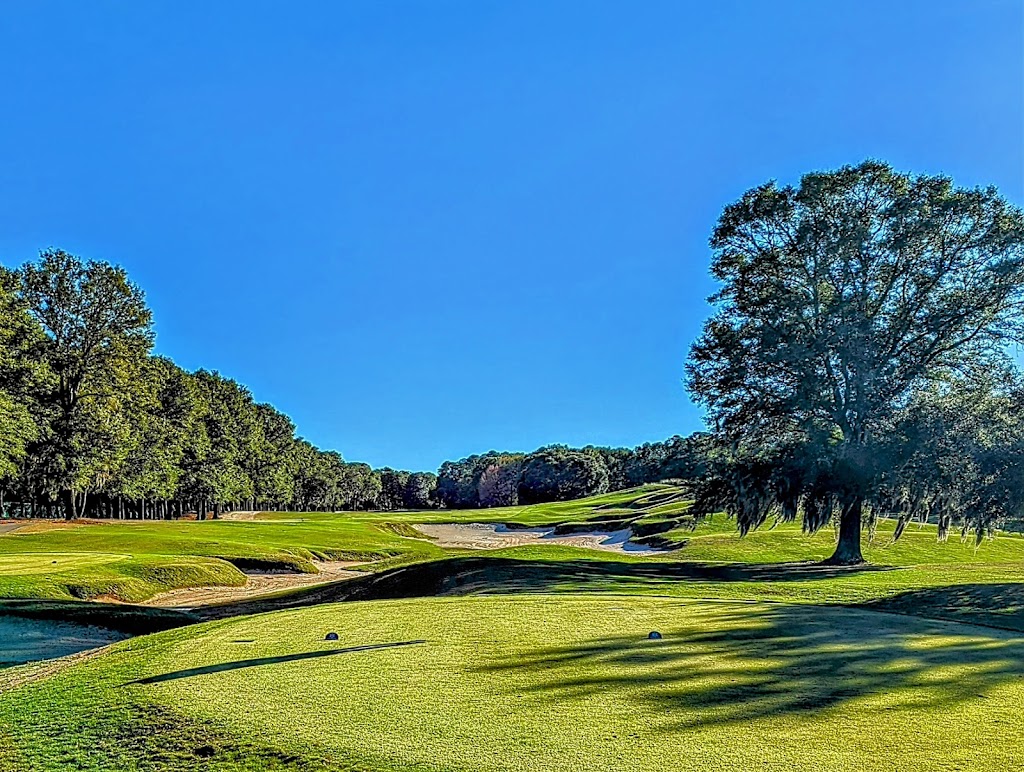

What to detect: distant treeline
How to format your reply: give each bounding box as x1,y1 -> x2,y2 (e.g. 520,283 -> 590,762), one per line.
0,250 -> 701,520
433,437 -> 708,509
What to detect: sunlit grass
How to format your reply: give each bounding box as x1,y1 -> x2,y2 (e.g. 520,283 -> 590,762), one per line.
1,485 -> 1024,769
3,596 -> 1023,771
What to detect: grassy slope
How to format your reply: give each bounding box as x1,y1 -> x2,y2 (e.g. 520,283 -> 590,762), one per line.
2,483 -> 1023,604
0,486 -> 669,601
0,516 -> 439,601
3,596 -> 1023,771
2,486 -> 1024,769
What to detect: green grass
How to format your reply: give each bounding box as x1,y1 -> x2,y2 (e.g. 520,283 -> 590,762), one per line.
0,552 -> 249,603
0,515 -> 440,601
663,514 -> 1024,566
3,483 -> 1022,603
3,596 -> 1023,771
0,486 -> 683,602
2,485 -> 1024,769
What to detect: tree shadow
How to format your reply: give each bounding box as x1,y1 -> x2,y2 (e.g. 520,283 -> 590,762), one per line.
131,640 -> 425,684
196,557 -> 889,621
474,603 -> 1024,731
861,583 -> 1024,632
0,599 -> 196,634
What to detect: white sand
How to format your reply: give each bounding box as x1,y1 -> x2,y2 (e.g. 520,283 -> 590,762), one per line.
413,523 -> 666,554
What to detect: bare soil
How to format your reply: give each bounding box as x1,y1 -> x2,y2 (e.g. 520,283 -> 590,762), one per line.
217,511 -> 263,521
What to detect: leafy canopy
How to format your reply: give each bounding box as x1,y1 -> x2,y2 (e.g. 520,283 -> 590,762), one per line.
687,161 -> 1024,557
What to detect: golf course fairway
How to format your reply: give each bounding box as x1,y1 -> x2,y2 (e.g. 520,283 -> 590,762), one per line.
2,595 -> 1022,771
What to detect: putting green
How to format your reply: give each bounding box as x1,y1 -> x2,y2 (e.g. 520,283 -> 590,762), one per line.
4,595 -> 1022,770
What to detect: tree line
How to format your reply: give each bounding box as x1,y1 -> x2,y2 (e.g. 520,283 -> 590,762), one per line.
0,250 -> 705,520
8,161 -> 1021,561
0,250 -> 434,519
434,435 -> 709,509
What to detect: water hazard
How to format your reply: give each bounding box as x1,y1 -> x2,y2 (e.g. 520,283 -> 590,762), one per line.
0,616 -> 127,668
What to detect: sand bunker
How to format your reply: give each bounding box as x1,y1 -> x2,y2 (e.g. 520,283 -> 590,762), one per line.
144,561 -> 366,609
413,523 -> 667,555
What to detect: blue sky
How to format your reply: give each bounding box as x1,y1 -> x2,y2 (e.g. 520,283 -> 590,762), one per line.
0,1 -> 1021,471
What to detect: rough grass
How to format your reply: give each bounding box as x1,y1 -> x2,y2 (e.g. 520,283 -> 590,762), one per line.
3,596 -> 1023,771
0,554 -> 248,603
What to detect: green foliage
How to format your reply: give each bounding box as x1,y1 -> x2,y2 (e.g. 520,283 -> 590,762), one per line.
18,249 -> 154,516
0,248 -> 711,521
518,446 -> 610,504
877,371 -> 1024,542
687,162 -> 1024,562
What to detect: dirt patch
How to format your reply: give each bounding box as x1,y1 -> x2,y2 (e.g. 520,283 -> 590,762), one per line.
217,511 -> 262,521
0,519 -> 91,534
144,562 -> 368,609
218,511 -> 308,523
413,523 -> 669,555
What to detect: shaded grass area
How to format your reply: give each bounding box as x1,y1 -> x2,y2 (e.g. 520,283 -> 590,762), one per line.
864,583 -> 1024,632
0,600 -> 195,635
3,596 -> 1023,771
190,554 -> 1024,633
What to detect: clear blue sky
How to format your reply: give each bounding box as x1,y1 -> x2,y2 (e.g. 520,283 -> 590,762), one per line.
0,2 -> 1021,471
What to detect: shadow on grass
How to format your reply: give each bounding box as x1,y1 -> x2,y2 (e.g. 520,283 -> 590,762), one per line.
132,640 -> 426,684
862,583 -> 1024,633
195,557 -> 889,621
0,599 -> 196,634
475,603 -> 1024,729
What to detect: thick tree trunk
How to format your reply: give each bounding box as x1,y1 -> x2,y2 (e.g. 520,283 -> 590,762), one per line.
825,497 -> 865,565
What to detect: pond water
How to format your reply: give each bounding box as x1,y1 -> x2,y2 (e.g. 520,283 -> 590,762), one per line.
0,616 -> 128,668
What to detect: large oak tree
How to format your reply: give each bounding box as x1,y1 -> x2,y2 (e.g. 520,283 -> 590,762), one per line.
687,162 -> 1024,564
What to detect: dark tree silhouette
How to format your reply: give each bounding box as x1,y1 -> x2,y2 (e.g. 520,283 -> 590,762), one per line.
687,162 -> 1024,564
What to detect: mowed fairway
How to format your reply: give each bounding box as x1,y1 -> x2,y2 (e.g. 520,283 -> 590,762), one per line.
2,484 -> 1024,607
0,486 -> 682,601
2,487 -> 1024,770
2,596 -> 1023,771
